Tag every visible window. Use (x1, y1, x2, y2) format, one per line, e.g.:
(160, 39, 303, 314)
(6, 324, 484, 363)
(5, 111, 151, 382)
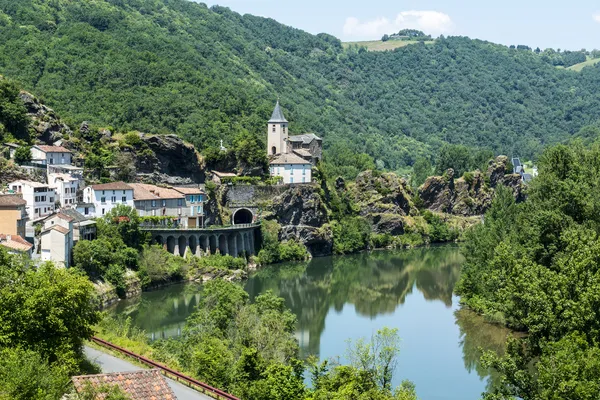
(49, 158, 54, 165)
(189, 196, 195, 204)
(111, 196, 116, 203)
(283, 125, 286, 134)
(290, 176, 294, 183)
(102, 191, 105, 195)
(122, 190, 126, 194)
(122, 196, 127, 203)
(162, 200, 166, 207)
(101, 197, 106, 203)
(197, 206, 203, 214)
(177, 199, 183, 206)
(151, 200, 156, 207)
(84, 207, 89, 215)
(49, 197, 53, 203)
(302, 167, 306, 175)
(302, 177, 306, 183)
(112, 190, 115, 195)
(65, 188, 69, 194)
(272, 124, 276, 132)
(102, 208, 105, 215)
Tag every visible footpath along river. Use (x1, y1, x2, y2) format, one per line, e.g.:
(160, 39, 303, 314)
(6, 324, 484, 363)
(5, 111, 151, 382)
(108, 246, 513, 400)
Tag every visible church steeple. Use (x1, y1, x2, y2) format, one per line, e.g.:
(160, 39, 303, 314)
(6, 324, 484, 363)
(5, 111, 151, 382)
(267, 100, 289, 156)
(269, 100, 288, 123)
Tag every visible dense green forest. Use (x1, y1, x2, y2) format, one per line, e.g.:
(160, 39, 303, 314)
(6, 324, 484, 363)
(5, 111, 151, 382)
(1, 0, 600, 173)
(456, 139, 600, 398)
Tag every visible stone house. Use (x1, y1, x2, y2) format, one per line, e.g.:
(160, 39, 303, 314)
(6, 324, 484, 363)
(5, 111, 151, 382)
(30, 145, 72, 165)
(83, 182, 134, 217)
(0, 194, 28, 238)
(40, 212, 74, 267)
(8, 180, 56, 221)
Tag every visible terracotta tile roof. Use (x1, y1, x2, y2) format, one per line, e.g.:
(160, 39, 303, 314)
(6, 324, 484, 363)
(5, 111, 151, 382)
(34, 145, 72, 153)
(270, 152, 312, 165)
(0, 194, 26, 207)
(72, 370, 176, 400)
(173, 186, 205, 195)
(42, 225, 70, 235)
(130, 183, 184, 201)
(89, 182, 133, 191)
(0, 234, 33, 252)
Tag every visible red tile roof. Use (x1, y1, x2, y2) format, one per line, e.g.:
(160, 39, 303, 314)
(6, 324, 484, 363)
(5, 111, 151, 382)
(0, 194, 26, 207)
(90, 182, 133, 191)
(43, 225, 70, 235)
(72, 370, 176, 400)
(34, 145, 72, 153)
(0, 234, 33, 252)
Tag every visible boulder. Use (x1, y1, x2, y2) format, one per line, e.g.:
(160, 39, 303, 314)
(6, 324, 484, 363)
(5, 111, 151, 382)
(368, 213, 405, 235)
(419, 169, 455, 213)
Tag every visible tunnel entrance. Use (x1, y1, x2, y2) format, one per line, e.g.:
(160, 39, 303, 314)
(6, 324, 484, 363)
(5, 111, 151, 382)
(233, 208, 253, 225)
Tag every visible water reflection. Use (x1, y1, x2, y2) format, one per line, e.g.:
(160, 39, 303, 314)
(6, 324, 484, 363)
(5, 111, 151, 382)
(245, 246, 463, 357)
(107, 246, 514, 399)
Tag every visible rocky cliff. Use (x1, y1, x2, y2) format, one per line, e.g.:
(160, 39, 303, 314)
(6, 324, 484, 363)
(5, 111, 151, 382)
(268, 185, 333, 257)
(419, 156, 525, 216)
(350, 170, 418, 235)
(19, 91, 73, 145)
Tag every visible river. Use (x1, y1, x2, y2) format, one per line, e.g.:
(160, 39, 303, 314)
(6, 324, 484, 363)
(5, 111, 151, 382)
(108, 245, 512, 400)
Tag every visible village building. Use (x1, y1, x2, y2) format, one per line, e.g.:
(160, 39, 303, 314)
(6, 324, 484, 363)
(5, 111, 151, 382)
(83, 182, 134, 217)
(269, 152, 312, 184)
(41, 212, 74, 267)
(8, 180, 56, 221)
(131, 183, 206, 228)
(0, 234, 33, 257)
(48, 173, 79, 207)
(2, 143, 20, 159)
(76, 202, 96, 218)
(30, 145, 72, 165)
(267, 101, 320, 183)
(58, 208, 97, 242)
(0, 194, 28, 238)
(72, 370, 176, 400)
(173, 186, 206, 228)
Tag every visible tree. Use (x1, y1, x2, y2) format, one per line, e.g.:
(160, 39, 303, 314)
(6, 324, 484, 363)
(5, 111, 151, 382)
(346, 328, 402, 390)
(0, 250, 100, 372)
(411, 157, 432, 187)
(13, 146, 31, 164)
(435, 144, 473, 177)
(382, 34, 390, 42)
(99, 204, 145, 249)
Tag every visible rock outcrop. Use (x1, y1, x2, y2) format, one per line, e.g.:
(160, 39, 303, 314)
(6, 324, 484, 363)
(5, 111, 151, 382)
(19, 91, 72, 144)
(419, 156, 525, 216)
(268, 185, 333, 256)
(349, 171, 417, 235)
(134, 134, 205, 184)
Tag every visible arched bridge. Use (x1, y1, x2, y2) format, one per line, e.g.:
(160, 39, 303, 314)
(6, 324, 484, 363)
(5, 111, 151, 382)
(143, 223, 260, 257)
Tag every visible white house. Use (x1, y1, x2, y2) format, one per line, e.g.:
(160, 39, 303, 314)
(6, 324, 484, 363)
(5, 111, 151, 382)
(41, 212, 74, 268)
(83, 182, 134, 217)
(49, 173, 79, 207)
(31, 145, 72, 165)
(9, 180, 56, 220)
(0, 234, 33, 257)
(269, 153, 312, 184)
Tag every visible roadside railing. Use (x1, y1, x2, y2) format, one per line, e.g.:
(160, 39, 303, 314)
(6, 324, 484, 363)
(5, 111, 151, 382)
(140, 222, 261, 231)
(90, 336, 240, 400)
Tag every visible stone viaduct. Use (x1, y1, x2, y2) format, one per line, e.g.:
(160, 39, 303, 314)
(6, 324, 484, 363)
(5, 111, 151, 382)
(144, 223, 260, 257)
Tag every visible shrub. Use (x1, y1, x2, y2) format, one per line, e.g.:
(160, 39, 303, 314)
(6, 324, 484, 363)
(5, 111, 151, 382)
(332, 217, 371, 254)
(13, 146, 31, 164)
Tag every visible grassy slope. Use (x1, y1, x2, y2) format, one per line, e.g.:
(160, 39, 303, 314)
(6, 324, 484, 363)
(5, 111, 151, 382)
(567, 57, 600, 72)
(342, 39, 434, 51)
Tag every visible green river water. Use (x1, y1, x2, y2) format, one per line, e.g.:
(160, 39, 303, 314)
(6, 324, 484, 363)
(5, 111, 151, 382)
(108, 245, 512, 400)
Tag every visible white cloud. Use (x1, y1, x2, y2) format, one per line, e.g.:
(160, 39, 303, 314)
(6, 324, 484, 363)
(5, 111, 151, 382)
(594, 14, 600, 23)
(343, 10, 453, 39)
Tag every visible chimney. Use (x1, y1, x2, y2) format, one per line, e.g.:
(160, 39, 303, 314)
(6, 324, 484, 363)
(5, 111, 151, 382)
(6, 235, 11, 241)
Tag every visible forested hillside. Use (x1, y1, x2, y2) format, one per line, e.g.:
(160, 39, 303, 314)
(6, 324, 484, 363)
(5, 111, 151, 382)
(1, 0, 600, 172)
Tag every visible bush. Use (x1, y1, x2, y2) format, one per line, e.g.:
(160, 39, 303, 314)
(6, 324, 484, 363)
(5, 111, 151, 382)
(370, 233, 394, 249)
(422, 210, 458, 243)
(332, 217, 371, 254)
(13, 146, 31, 164)
(138, 244, 188, 288)
(257, 220, 309, 264)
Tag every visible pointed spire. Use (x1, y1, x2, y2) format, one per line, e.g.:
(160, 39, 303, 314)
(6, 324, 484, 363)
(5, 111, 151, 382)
(269, 100, 288, 123)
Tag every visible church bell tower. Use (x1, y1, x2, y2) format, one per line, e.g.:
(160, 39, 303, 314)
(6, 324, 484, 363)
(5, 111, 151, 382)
(267, 100, 288, 156)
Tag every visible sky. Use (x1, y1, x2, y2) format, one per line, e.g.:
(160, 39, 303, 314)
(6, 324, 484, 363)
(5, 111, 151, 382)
(200, 0, 600, 51)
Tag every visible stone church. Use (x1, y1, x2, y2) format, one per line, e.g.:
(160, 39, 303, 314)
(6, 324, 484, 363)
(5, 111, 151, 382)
(267, 101, 322, 184)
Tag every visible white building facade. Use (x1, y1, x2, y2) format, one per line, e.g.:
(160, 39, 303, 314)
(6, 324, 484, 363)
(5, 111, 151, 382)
(49, 173, 79, 207)
(9, 180, 56, 220)
(31, 145, 72, 165)
(269, 153, 312, 184)
(83, 182, 134, 217)
(41, 213, 74, 268)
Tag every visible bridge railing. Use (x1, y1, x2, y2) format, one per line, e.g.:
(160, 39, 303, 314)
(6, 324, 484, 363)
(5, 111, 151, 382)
(90, 336, 240, 400)
(140, 222, 261, 231)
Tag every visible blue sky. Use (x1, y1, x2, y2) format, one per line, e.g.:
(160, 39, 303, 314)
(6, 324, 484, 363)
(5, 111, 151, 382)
(200, 0, 600, 50)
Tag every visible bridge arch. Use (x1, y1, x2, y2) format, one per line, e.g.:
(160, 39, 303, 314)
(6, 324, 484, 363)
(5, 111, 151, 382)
(232, 208, 253, 225)
(189, 235, 198, 256)
(166, 236, 176, 254)
(178, 236, 187, 257)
